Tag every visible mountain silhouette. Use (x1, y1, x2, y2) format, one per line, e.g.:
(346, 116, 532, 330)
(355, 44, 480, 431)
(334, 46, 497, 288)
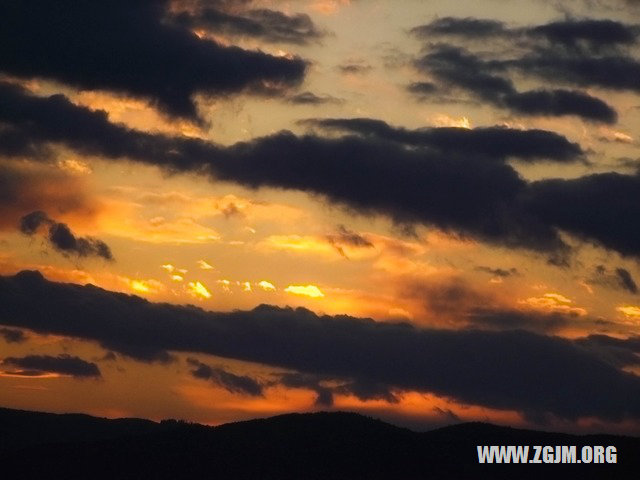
(1, 407, 638, 479)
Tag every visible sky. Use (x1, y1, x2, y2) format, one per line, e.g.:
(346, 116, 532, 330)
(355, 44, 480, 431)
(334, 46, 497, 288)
(1, 0, 640, 434)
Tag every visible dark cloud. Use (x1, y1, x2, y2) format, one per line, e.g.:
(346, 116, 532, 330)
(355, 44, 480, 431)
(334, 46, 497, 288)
(302, 117, 584, 162)
(0, 81, 207, 166)
(19, 210, 50, 235)
(575, 334, 640, 367)
(314, 387, 335, 407)
(287, 91, 343, 105)
(411, 17, 507, 38)
(277, 372, 398, 406)
(0, 0, 306, 121)
(277, 372, 336, 406)
(330, 225, 373, 248)
(415, 45, 617, 123)
(616, 268, 638, 294)
(172, 6, 325, 45)
(406, 81, 440, 99)
(2, 271, 640, 421)
(1, 353, 101, 378)
(410, 17, 640, 105)
(186, 358, 263, 396)
(616, 157, 640, 171)
(590, 265, 639, 293)
(509, 52, 640, 94)
(337, 63, 373, 75)
(19, 211, 113, 261)
(0, 327, 27, 344)
(415, 45, 511, 100)
(474, 266, 519, 277)
(432, 406, 461, 422)
(0, 81, 556, 254)
(467, 308, 574, 331)
(413, 17, 638, 49)
(503, 88, 618, 124)
(0, 126, 51, 159)
(529, 18, 638, 49)
(215, 133, 572, 255)
(3, 83, 640, 259)
(325, 225, 373, 258)
(524, 173, 640, 258)
(516, 19, 640, 88)
(335, 381, 399, 404)
(102, 351, 118, 361)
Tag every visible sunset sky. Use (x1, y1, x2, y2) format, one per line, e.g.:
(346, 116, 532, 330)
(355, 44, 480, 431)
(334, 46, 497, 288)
(1, 0, 640, 434)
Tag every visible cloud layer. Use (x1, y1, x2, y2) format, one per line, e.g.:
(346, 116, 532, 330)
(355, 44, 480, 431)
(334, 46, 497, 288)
(2, 82, 640, 260)
(0, 0, 306, 120)
(1, 354, 101, 378)
(409, 17, 640, 123)
(171, 2, 326, 45)
(19, 211, 113, 261)
(1, 271, 639, 421)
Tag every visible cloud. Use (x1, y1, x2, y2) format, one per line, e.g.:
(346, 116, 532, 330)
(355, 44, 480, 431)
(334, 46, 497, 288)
(302, 117, 584, 162)
(617, 305, 640, 320)
(187, 281, 212, 299)
(412, 17, 638, 49)
(0, 0, 306, 121)
(19, 211, 113, 261)
(19, 210, 51, 235)
(399, 275, 580, 332)
(0, 327, 27, 343)
(1, 353, 101, 378)
(410, 17, 640, 114)
(616, 268, 639, 294)
(466, 308, 571, 331)
(197, 260, 215, 270)
(217, 280, 232, 293)
(284, 285, 325, 298)
(524, 172, 640, 258)
(520, 293, 587, 317)
(507, 49, 640, 95)
(4, 83, 640, 259)
(276, 372, 398, 406)
(328, 225, 373, 248)
(277, 372, 336, 406)
(406, 81, 439, 98)
(186, 358, 263, 396)
(287, 91, 343, 105)
(590, 265, 638, 294)
(171, 5, 326, 45)
(502, 88, 618, 124)
(475, 266, 519, 278)
(412, 16, 640, 54)
(415, 45, 617, 123)
(125, 278, 165, 295)
(574, 334, 640, 367)
(258, 281, 276, 291)
(529, 18, 638, 49)
(337, 62, 373, 75)
(2, 271, 640, 421)
(325, 225, 374, 258)
(411, 17, 507, 38)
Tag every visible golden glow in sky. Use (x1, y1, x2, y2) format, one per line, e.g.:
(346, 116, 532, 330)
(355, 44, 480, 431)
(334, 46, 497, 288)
(1, 0, 640, 436)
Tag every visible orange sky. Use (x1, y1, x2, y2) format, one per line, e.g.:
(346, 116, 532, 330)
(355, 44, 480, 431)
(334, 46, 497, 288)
(1, 0, 640, 435)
